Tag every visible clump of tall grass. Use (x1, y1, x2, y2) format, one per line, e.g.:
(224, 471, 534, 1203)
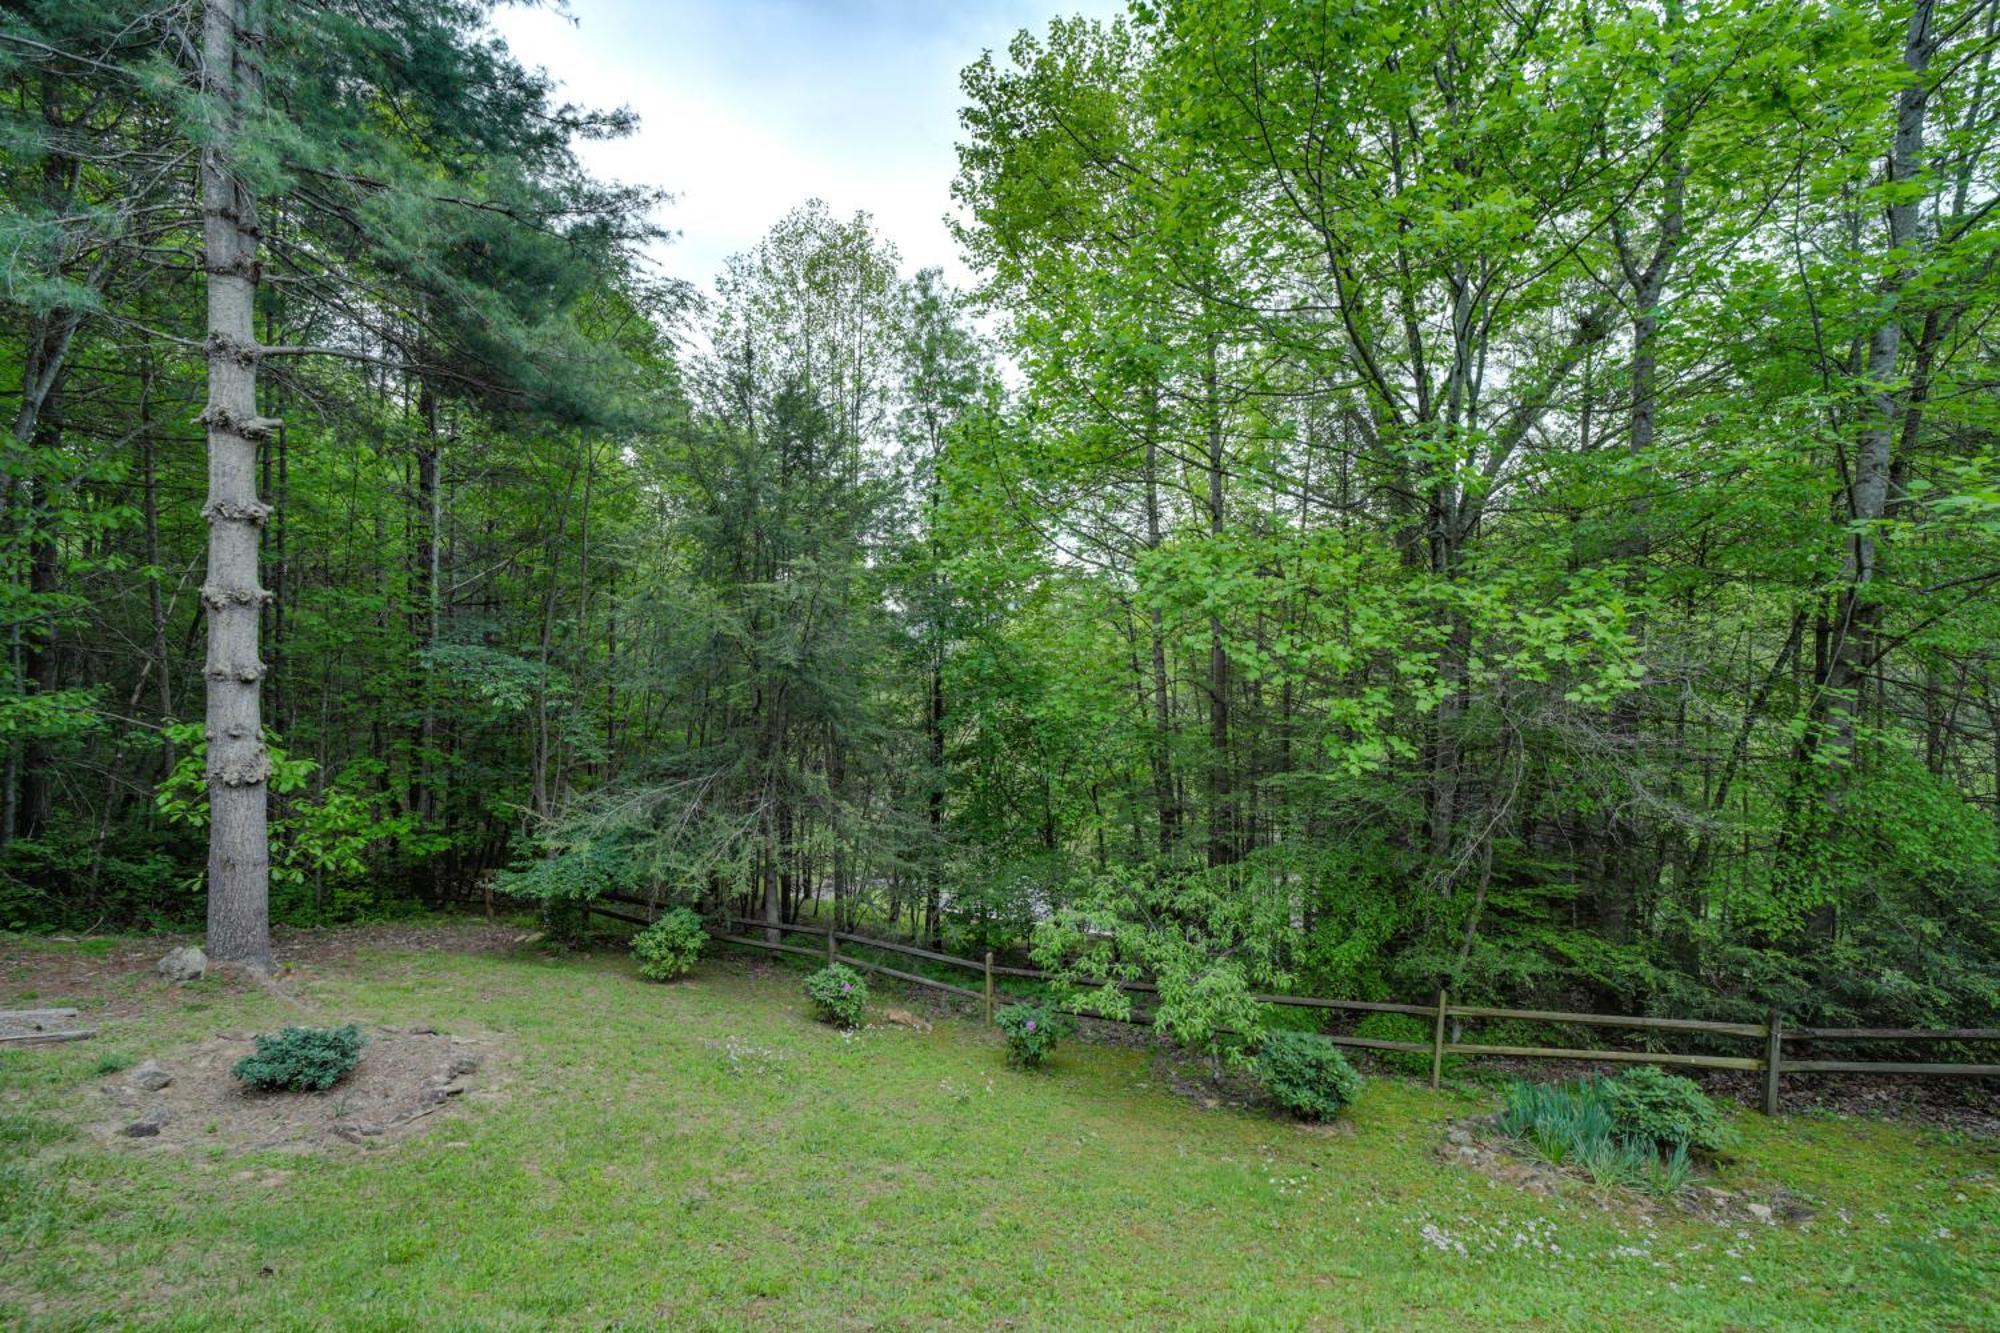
(1497, 1075, 1701, 1196)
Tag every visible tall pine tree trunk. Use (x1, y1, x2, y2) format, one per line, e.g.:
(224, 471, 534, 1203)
(200, 0, 275, 970)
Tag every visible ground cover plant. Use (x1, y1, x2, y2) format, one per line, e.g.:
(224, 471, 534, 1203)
(5, 927, 1993, 1329)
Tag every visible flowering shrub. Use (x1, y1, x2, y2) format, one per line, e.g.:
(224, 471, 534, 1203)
(1253, 1030, 1363, 1120)
(805, 963, 868, 1028)
(631, 907, 706, 981)
(995, 1002, 1072, 1068)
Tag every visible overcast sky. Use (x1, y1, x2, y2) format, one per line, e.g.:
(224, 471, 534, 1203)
(489, 0, 1123, 296)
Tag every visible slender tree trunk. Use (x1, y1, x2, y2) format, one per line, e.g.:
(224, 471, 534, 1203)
(1203, 343, 1235, 869)
(1824, 0, 1936, 754)
(1142, 400, 1177, 855)
(200, 0, 275, 970)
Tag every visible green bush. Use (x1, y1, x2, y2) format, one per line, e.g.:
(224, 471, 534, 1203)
(805, 963, 868, 1028)
(231, 1024, 367, 1092)
(1353, 1011, 1456, 1078)
(1254, 1030, 1364, 1120)
(1496, 1075, 1704, 1195)
(631, 908, 706, 981)
(995, 1003, 1072, 1068)
(1601, 1065, 1734, 1154)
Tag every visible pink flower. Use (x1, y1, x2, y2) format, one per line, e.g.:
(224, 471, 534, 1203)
(1025, 1019, 1037, 1032)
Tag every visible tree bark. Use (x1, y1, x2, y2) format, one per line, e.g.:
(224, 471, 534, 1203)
(200, 0, 275, 971)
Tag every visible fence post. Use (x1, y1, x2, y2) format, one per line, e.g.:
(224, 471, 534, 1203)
(827, 928, 837, 965)
(1763, 1005, 1782, 1116)
(1431, 989, 1449, 1090)
(984, 951, 995, 1026)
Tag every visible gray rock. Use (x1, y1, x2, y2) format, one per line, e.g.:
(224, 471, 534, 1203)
(1446, 1127, 1474, 1146)
(121, 1105, 171, 1137)
(421, 1080, 468, 1107)
(156, 946, 206, 982)
(129, 1060, 173, 1091)
(448, 1054, 480, 1077)
(1746, 1202, 1774, 1225)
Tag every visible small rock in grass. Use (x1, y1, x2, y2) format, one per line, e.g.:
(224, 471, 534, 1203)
(1746, 1202, 1774, 1225)
(449, 1054, 480, 1077)
(129, 1060, 173, 1091)
(122, 1106, 171, 1137)
(156, 946, 206, 983)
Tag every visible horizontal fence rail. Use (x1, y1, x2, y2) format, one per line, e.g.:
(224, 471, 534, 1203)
(587, 898, 2000, 1114)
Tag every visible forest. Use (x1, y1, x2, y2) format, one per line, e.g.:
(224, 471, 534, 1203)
(4, 0, 2000, 1043)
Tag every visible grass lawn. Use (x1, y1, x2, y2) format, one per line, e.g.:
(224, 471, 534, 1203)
(3, 927, 1996, 1330)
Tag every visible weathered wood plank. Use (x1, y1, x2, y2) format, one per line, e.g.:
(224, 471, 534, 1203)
(0, 1029, 95, 1045)
(1781, 1060, 2000, 1076)
(0, 1008, 81, 1023)
(1447, 1005, 1766, 1038)
(1446, 1042, 1762, 1071)
(1786, 1027, 2000, 1042)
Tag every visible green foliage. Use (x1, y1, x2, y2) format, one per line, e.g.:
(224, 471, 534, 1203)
(156, 727, 423, 921)
(1254, 1030, 1363, 1120)
(1498, 1074, 1713, 1195)
(1498, 1078, 1616, 1168)
(994, 1002, 1071, 1068)
(631, 908, 706, 982)
(1352, 1013, 1457, 1079)
(230, 1024, 366, 1093)
(804, 964, 868, 1028)
(1600, 1066, 1734, 1155)
(1032, 862, 1289, 1060)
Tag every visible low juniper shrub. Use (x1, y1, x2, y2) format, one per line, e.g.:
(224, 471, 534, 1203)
(1254, 1030, 1364, 1120)
(995, 1003, 1072, 1068)
(232, 1024, 366, 1092)
(805, 963, 868, 1028)
(631, 907, 706, 982)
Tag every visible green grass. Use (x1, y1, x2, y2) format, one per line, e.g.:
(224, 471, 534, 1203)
(2, 933, 1996, 1329)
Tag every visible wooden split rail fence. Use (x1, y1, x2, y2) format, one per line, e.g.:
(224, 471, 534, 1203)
(589, 895, 2000, 1115)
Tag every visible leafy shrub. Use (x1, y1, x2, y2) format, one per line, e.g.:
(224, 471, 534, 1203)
(805, 963, 868, 1028)
(231, 1024, 366, 1092)
(1353, 1012, 1456, 1078)
(995, 1003, 1072, 1068)
(1601, 1065, 1733, 1154)
(1254, 1030, 1364, 1120)
(631, 908, 706, 981)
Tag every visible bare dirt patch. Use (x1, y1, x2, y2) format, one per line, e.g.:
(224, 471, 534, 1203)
(89, 1024, 501, 1154)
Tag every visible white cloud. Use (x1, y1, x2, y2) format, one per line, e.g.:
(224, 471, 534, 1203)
(489, 0, 1123, 295)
